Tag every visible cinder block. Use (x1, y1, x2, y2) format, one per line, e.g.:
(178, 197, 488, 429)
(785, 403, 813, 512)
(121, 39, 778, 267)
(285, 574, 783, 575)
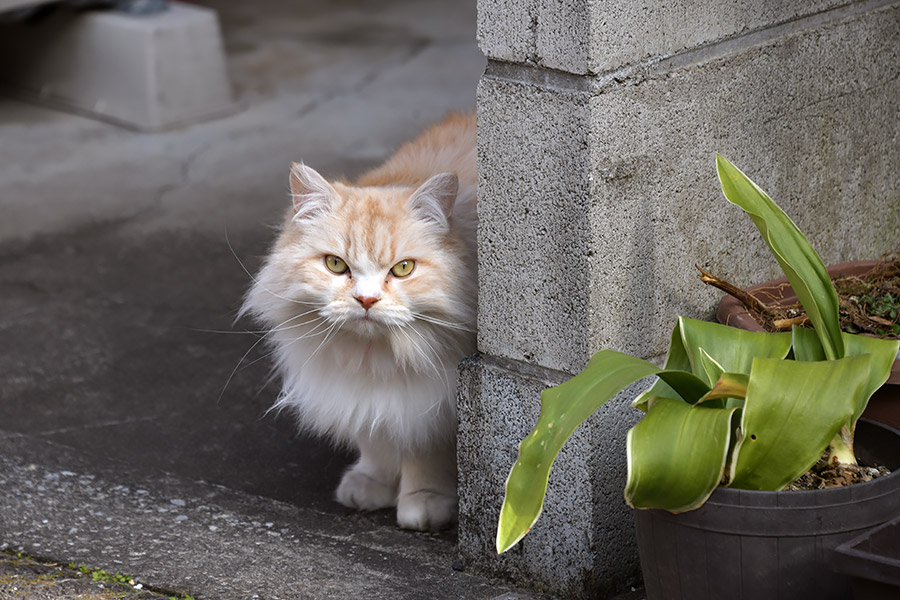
(476, 79, 594, 374)
(477, 3, 900, 371)
(0, 2, 235, 131)
(477, 0, 849, 74)
(456, 355, 642, 599)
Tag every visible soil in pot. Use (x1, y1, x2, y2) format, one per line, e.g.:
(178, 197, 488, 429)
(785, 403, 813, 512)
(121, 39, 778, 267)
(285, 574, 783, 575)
(787, 450, 891, 490)
(704, 251, 900, 339)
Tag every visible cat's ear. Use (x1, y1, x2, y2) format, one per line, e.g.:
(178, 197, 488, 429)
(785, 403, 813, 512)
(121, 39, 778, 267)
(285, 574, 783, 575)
(289, 162, 339, 222)
(407, 173, 458, 232)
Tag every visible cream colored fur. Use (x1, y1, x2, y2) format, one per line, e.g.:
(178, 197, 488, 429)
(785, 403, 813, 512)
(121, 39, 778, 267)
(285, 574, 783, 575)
(241, 112, 476, 531)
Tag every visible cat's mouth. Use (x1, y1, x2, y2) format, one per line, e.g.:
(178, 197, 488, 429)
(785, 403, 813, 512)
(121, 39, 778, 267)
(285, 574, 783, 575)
(342, 310, 388, 334)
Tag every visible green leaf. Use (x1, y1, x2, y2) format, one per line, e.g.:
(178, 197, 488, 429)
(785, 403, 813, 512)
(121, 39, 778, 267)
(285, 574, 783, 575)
(716, 154, 844, 360)
(496, 350, 662, 554)
(699, 348, 725, 385)
(728, 355, 870, 490)
(841, 333, 899, 423)
(634, 318, 789, 407)
(655, 369, 714, 404)
(676, 317, 793, 381)
(793, 326, 898, 423)
(791, 326, 827, 362)
(625, 398, 740, 512)
(633, 319, 695, 410)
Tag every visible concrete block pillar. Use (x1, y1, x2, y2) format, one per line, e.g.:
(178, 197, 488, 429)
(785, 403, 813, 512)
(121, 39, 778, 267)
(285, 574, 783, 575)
(461, 0, 900, 597)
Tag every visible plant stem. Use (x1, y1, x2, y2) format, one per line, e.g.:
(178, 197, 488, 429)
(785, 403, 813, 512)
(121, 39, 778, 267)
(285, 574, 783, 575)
(826, 425, 857, 466)
(772, 315, 809, 330)
(696, 265, 770, 315)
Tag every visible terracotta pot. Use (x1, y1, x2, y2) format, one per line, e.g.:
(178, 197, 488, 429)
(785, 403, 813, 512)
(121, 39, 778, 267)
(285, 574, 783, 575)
(635, 420, 900, 600)
(716, 261, 900, 429)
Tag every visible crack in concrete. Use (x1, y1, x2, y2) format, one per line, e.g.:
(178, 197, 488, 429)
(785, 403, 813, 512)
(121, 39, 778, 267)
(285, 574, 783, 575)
(150, 142, 212, 209)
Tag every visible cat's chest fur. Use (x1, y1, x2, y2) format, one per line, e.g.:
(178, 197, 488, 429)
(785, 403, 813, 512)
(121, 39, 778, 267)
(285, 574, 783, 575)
(269, 324, 463, 452)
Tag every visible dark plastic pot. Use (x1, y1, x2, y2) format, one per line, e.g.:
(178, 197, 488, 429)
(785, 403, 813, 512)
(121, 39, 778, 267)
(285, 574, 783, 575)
(833, 516, 900, 600)
(634, 420, 900, 600)
(716, 261, 900, 429)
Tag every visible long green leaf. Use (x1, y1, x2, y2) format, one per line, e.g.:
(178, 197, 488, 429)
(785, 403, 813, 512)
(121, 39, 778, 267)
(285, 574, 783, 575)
(496, 351, 661, 554)
(633, 319, 694, 410)
(792, 327, 898, 424)
(728, 355, 870, 490)
(840, 333, 899, 423)
(677, 317, 793, 381)
(791, 325, 827, 362)
(716, 154, 844, 360)
(634, 318, 790, 408)
(625, 398, 740, 512)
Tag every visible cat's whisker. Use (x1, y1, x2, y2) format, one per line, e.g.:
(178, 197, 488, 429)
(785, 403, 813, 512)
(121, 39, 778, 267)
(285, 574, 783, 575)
(191, 310, 321, 337)
(188, 308, 325, 337)
(218, 312, 329, 401)
(396, 323, 448, 388)
(245, 318, 336, 371)
(217, 332, 270, 404)
(252, 367, 280, 403)
(299, 319, 341, 371)
(409, 312, 475, 332)
(190, 326, 270, 338)
(225, 230, 316, 315)
(267, 313, 327, 335)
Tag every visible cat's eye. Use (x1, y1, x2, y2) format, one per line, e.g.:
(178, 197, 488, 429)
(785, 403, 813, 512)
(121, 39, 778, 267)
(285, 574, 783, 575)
(390, 260, 415, 278)
(324, 255, 349, 274)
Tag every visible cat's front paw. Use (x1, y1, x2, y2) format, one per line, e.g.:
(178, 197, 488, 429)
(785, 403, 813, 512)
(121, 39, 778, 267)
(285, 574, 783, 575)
(336, 468, 398, 511)
(396, 490, 458, 531)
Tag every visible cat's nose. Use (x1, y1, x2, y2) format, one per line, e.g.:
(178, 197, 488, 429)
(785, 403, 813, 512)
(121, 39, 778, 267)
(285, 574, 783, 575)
(355, 296, 380, 311)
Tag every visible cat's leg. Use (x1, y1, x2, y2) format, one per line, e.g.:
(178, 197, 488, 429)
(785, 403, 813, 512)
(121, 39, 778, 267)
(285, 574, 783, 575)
(335, 434, 400, 511)
(396, 443, 458, 531)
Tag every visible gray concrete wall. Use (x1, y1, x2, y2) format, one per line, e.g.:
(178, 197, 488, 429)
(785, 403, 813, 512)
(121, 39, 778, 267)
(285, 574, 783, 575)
(462, 0, 900, 597)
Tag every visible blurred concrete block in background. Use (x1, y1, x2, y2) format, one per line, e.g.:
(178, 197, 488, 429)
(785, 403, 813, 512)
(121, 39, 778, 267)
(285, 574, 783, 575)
(0, 1, 236, 130)
(0, 0, 47, 11)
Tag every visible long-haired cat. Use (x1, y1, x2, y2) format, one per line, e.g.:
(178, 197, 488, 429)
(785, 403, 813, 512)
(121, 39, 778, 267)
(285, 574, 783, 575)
(241, 112, 476, 531)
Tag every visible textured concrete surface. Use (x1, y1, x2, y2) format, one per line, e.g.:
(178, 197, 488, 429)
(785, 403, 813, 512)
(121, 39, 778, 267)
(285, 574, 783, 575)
(583, 0, 900, 360)
(475, 81, 592, 374)
(1, 551, 172, 599)
(477, 1, 900, 370)
(457, 356, 643, 599)
(0, 1, 551, 599)
(463, 0, 900, 597)
(476, 0, 863, 75)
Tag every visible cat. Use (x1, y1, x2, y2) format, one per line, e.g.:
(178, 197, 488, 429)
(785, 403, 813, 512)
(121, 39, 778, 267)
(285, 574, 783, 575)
(241, 112, 477, 531)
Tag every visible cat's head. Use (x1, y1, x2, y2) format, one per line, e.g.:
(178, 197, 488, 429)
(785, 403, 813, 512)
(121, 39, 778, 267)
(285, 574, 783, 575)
(248, 163, 473, 341)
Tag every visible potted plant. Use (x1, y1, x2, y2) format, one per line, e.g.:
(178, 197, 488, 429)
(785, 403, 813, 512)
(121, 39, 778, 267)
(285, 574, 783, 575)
(710, 258, 900, 429)
(495, 155, 900, 600)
